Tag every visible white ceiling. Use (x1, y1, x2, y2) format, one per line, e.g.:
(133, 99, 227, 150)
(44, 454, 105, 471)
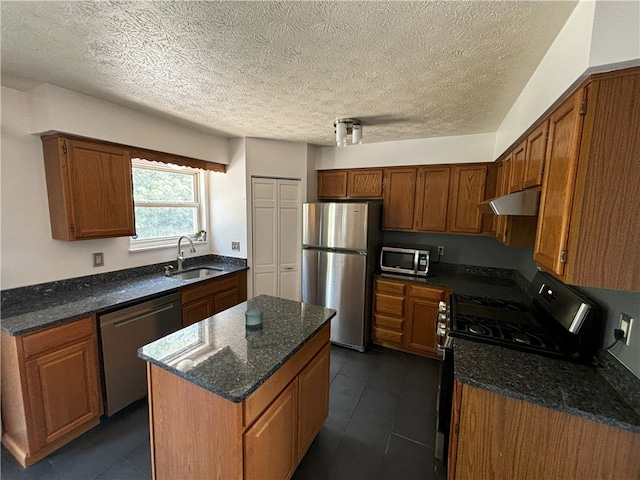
(1, 1, 578, 146)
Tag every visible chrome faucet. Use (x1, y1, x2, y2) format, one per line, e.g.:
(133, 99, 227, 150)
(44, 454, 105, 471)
(177, 236, 196, 271)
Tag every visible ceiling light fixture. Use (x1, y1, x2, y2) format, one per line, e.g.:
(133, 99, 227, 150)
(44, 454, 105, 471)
(334, 119, 362, 147)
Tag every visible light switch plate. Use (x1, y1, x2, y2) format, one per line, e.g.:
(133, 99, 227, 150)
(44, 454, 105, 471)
(232, 241, 240, 251)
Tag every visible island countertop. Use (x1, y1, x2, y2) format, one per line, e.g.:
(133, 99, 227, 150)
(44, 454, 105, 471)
(138, 295, 336, 403)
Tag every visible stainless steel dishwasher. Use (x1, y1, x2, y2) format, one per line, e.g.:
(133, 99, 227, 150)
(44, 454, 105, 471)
(99, 292, 182, 416)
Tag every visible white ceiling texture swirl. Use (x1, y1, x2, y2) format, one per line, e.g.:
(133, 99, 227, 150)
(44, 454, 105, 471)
(1, 1, 577, 146)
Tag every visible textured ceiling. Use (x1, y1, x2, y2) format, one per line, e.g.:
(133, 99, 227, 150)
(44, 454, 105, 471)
(1, 1, 578, 146)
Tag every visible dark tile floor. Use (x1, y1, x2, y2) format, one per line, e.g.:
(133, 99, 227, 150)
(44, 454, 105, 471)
(2, 345, 441, 480)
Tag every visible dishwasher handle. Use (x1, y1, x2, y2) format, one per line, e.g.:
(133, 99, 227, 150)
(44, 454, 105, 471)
(107, 303, 177, 328)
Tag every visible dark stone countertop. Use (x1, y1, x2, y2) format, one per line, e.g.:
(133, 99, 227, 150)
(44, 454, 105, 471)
(138, 295, 336, 403)
(376, 262, 530, 303)
(1, 257, 248, 336)
(454, 338, 640, 433)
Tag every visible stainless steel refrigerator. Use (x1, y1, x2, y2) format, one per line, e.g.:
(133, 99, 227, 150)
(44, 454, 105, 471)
(302, 202, 382, 351)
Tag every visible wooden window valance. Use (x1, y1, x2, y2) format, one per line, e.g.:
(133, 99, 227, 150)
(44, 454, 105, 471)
(129, 147, 226, 173)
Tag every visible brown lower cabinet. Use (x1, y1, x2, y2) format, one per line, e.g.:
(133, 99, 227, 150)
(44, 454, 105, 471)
(372, 277, 446, 359)
(448, 382, 640, 480)
(1, 317, 103, 467)
(181, 270, 248, 326)
(148, 324, 330, 480)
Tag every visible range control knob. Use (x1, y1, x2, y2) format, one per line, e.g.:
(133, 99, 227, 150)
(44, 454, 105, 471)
(438, 301, 447, 313)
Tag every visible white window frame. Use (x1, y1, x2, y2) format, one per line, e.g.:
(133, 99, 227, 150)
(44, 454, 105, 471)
(129, 158, 208, 252)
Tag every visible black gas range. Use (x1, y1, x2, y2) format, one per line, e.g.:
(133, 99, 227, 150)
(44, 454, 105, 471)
(445, 271, 603, 362)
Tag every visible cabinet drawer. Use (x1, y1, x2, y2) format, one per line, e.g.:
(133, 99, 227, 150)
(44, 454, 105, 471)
(375, 279, 406, 296)
(22, 317, 95, 359)
(374, 314, 403, 332)
(408, 285, 445, 301)
(373, 327, 403, 344)
(374, 293, 405, 317)
(181, 274, 238, 304)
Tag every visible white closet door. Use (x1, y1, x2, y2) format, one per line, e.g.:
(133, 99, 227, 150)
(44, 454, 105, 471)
(251, 178, 301, 300)
(278, 180, 302, 301)
(252, 179, 278, 297)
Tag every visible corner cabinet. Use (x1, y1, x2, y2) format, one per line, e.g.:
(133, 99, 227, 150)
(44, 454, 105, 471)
(41, 135, 136, 240)
(534, 67, 640, 292)
(447, 165, 487, 233)
(449, 383, 640, 480)
(372, 277, 446, 359)
(180, 270, 248, 327)
(1, 318, 103, 467)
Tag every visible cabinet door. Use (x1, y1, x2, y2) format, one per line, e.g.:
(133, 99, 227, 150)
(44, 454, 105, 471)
(298, 345, 330, 460)
(508, 141, 526, 193)
(523, 120, 549, 188)
(214, 289, 239, 314)
(447, 165, 487, 233)
(404, 285, 444, 355)
(415, 166, 450, 232)
(383, 168, 417, 230)
(66, 139, 135, 239)
(347, 169, 383, 198)
(318, 171, 348, 198)
(534, 91, 585, 276)
(182, 297, 213, 327)
(25, 338, 102, 449)
(244, 380, 298, 480)
(495, 159, 511, 244)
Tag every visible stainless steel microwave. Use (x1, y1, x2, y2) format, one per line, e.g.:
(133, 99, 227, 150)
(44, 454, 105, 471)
(380, 247, 430, 276)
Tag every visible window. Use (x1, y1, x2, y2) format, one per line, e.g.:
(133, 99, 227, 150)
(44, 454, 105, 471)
(130, 159, 207, 250)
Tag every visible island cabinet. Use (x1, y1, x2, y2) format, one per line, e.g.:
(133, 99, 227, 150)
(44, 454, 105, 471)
(372, 277, 446, 359)
(180, 270, 247, 326)
(1, 317, 103, 467)
(140, 296, 335, 480)
(41, 134, 136, 240)
(534, 67, 640, 292)
(448, 382, 640, 480)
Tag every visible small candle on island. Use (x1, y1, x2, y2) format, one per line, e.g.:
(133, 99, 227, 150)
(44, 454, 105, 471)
(245, 308, 263, 329)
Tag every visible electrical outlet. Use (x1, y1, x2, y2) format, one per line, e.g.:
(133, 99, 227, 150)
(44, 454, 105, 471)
(437, 246, 445, 256)
(620, 313, 634, 346)
(93, 252, 104, 267)
(231, 241, 240, 251)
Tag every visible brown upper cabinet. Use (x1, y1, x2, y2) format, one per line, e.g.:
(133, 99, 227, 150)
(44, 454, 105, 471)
(382, 167, 417, 230)
(382, 164, 488, 233)
(523, 119, 549, 188)
(414, 166, 450, 232)
(447, 164, 487, 233)
(317, 168, 383, 199)
(534, 67, 640, 292)
(42, 135, 136, 240)
(317, 170, 348, 198)
(508, 140, 527, 193)
(347, 168, 383, 197)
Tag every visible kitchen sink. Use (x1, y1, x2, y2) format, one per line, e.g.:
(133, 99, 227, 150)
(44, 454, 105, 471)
(168, 267, 223, 280)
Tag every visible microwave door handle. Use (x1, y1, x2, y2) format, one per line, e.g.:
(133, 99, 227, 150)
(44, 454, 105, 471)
(414, 251, 419, 272)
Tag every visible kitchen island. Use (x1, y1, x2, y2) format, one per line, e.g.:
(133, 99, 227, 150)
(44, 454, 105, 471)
(138, 295, 336, 480)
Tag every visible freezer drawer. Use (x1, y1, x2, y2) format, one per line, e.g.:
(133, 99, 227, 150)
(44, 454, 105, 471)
(302, 249, 367, 350)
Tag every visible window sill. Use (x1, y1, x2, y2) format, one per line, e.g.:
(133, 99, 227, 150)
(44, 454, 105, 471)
(129, 239, 208, 253)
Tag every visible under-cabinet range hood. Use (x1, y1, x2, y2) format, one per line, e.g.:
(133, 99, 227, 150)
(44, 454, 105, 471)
(478, 188, 541, 216)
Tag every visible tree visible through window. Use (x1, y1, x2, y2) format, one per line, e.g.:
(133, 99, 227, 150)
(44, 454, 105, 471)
(131, 159, 205, 245)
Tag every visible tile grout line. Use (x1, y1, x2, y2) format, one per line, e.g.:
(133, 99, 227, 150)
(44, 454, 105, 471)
(389, 432, 433, 449)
